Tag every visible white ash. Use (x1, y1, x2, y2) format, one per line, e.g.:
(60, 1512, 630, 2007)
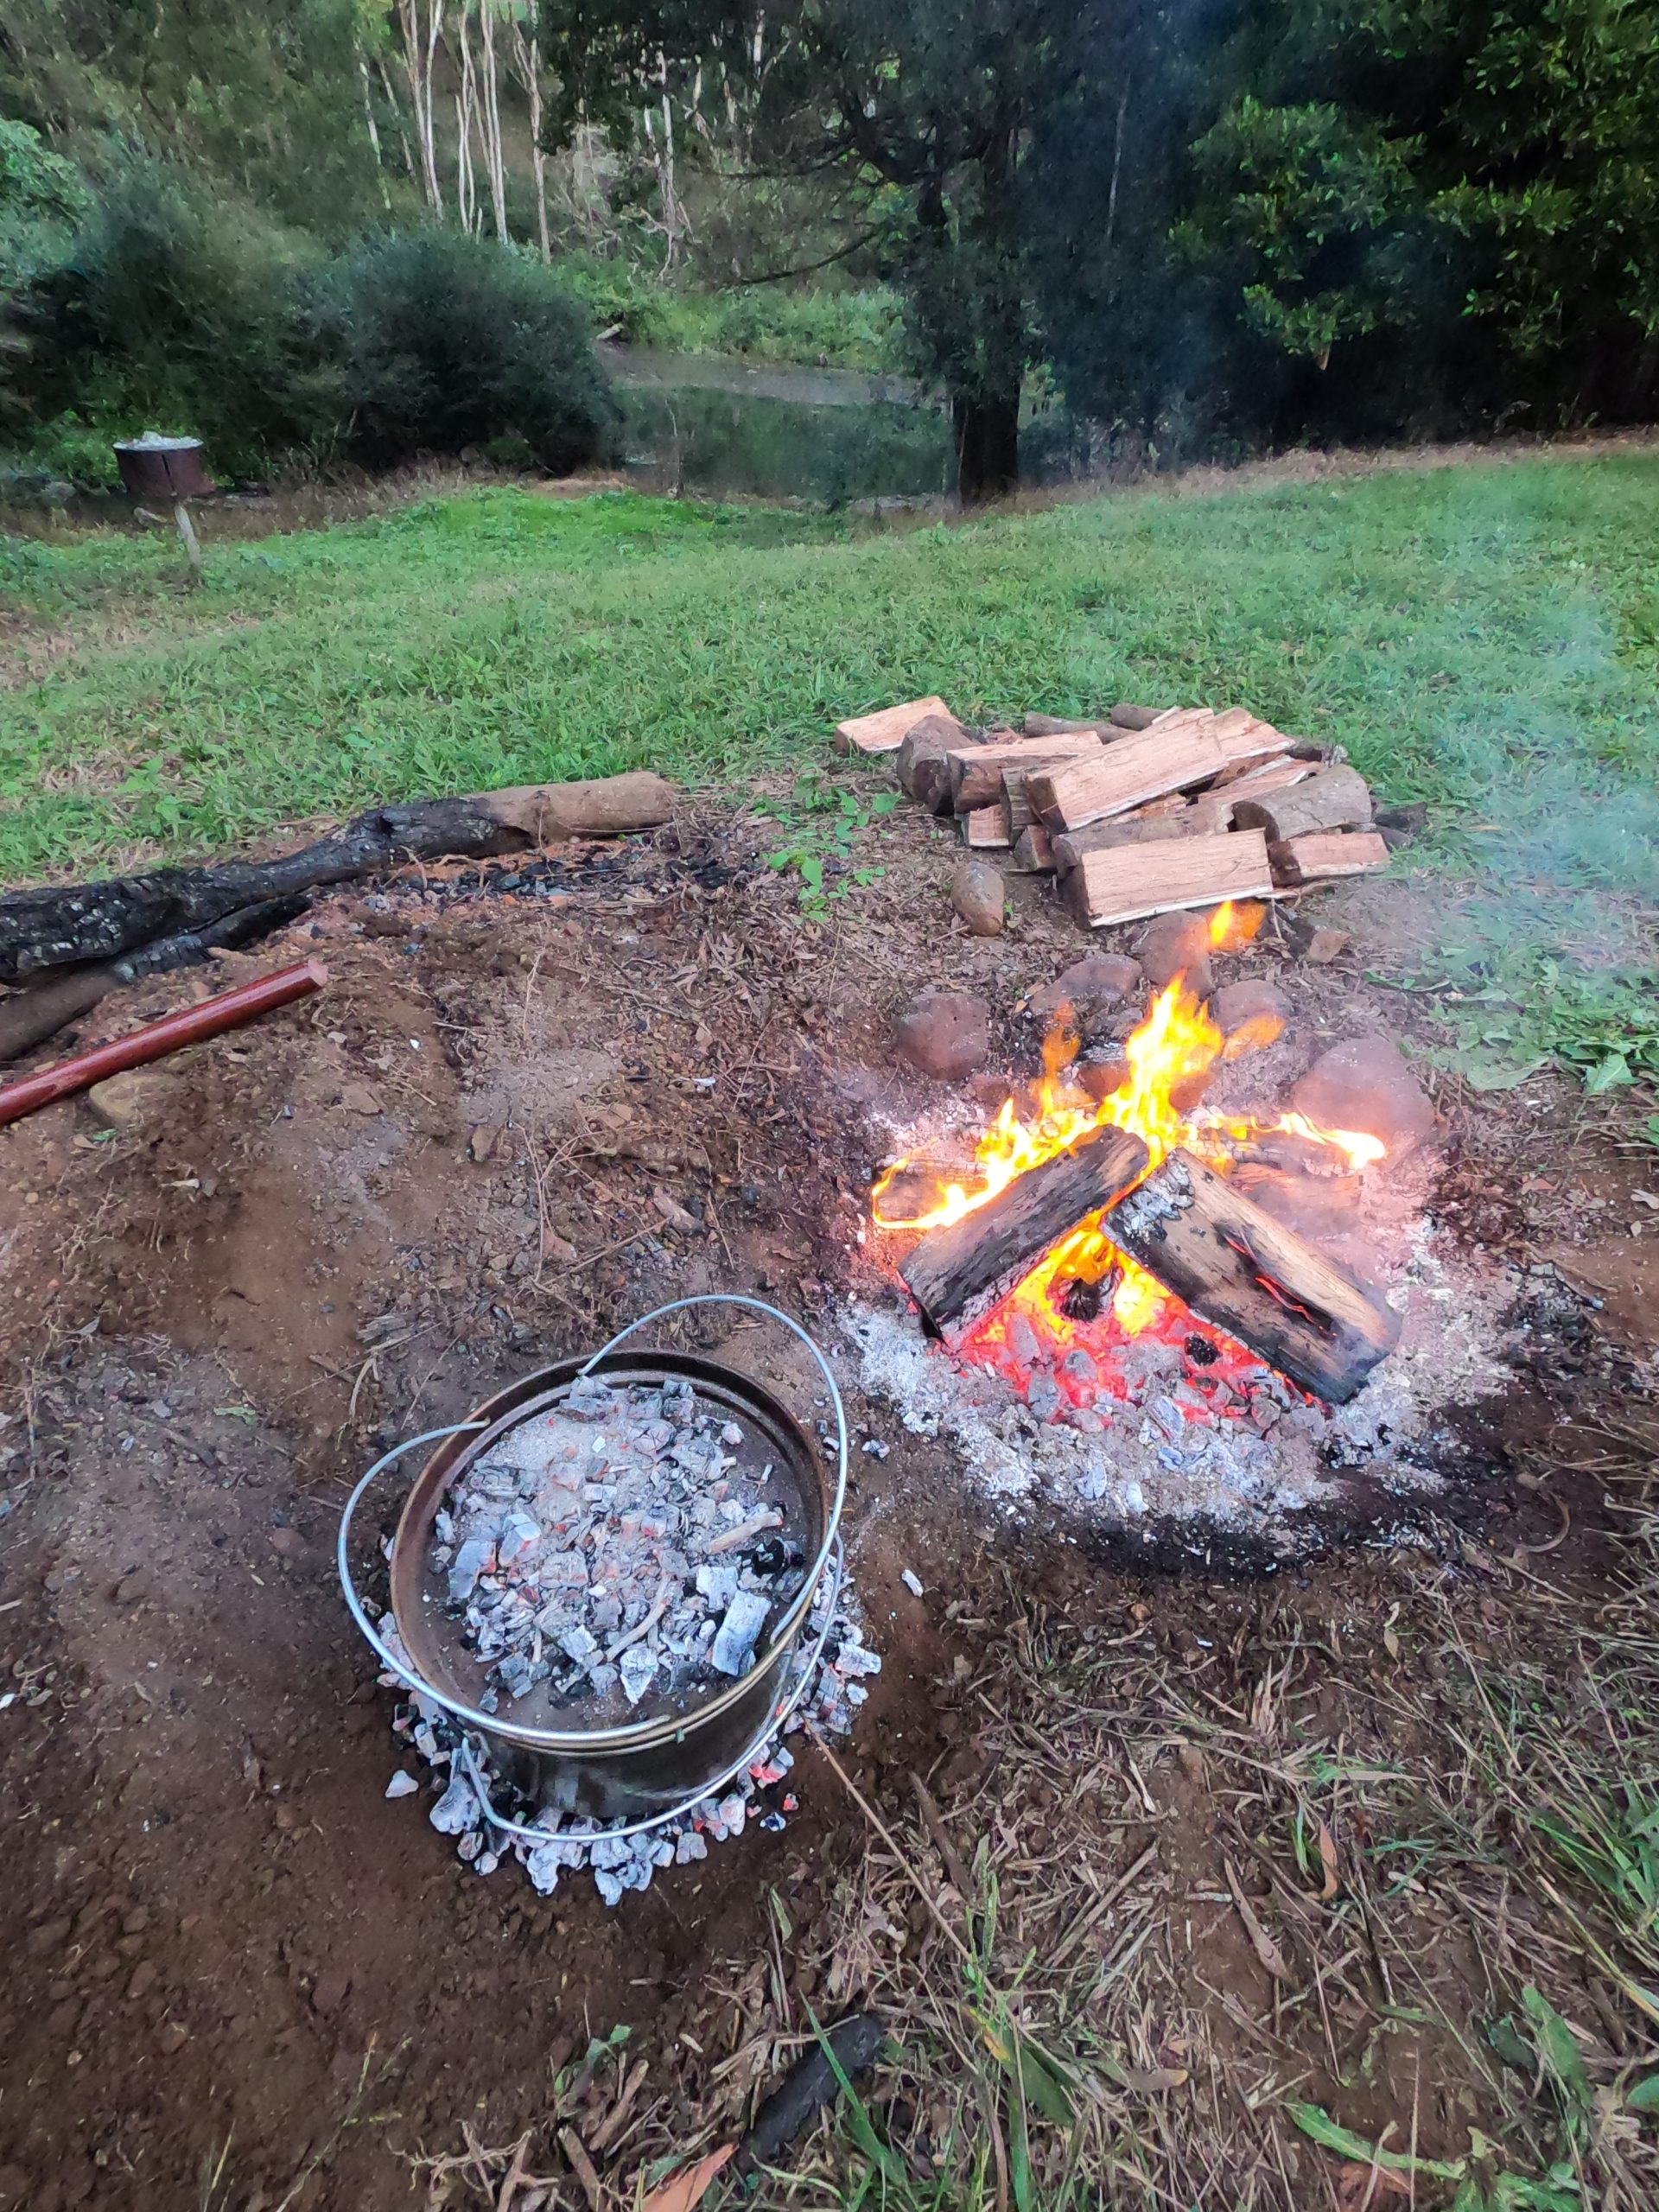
(846, 1211, 1518, 1542)
(430, 1373, 805, 1726)
(375, 1563, 874, 1904)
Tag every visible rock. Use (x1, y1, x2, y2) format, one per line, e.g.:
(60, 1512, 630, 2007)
(1138, 912, 1212, 996)
(125, 1960, 157, 2001)
(1291, 1034, 1437, 1160)
(891, 989, 990, 1080)
(86, 1069, 175, 1131)
(1301, 925, 1350, 965)
(619, 1646, 658, 1705)
(900, 1567, 925, 1598)
(340, 1083, 384, 1116)
(429, 1776, 478, 1836)
(1212, 980, 1288, 1058)
(950, 858, 1006, 937)
(1029, 953, 1142, 1024)
(710, 1590, 770, 1676)
(652, 1185, 701, 1234)
(311, 1965, 351, 2017)
(1077, 1055, 1129, 1104)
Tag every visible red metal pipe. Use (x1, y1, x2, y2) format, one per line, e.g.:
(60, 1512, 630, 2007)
(0, 957, 328, 1129)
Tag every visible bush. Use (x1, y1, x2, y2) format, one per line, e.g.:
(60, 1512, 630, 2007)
(315, 232, 619, 473)
(10, 153, 325, 478)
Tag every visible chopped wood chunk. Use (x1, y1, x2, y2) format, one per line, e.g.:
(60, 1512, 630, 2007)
(1027, 715, 1294, 833)
(1010, 825, 1054, 872)
(948, 733, 1104, 813)
(962, 806, 1013, 850)
(1070, 829, 1276, 929)
(897, 713, 976, 812)
(1052, 810, 1209, 875)
(835, 696, 953, 755)
(1270, 830, 1390, 886)
(1232, 764, 1374, 842)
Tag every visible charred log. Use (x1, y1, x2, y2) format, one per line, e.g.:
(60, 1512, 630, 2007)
(900, 1127, 1150, 1342)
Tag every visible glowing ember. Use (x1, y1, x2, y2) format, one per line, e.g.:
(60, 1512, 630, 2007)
(872, 923, 1390, 1404)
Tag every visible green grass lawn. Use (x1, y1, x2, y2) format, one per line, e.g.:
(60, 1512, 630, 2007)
(3, 461, 1657, 1087)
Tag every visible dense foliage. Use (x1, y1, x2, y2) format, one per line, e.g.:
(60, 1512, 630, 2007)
(315, 230, 619, 469)
(3, 0, 1656, 487)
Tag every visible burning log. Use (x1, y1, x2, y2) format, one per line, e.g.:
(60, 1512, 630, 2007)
(1064, 830, 1277, 929)
(948, 733, 1103, 814)
(1270, 830, 1391, 887)
(896, 714, 978, 812)
(1027, 711, 1294, 834)
(835, 696, 954, 755)
(1103, 1149, 1400, 1402)
(900, 1127, 1150, 1342)
(1231, 765, 1373, 843)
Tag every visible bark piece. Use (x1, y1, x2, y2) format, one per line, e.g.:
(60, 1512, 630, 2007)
(1109, 703, 1166, 730)
(961, 808, 1012, 851)
(1270, 830, 1390, 886)
(1103, 1148, 1401, 1402)
(1023, 713, 1114, 738)
(948, 734, 1104, 814)
(1071, 830, 1276, 930)
(1232, 765, 1373, 843)
(901, 1127, 1151, 1341)
(950, 859, 1006, 936)
(896, 714, 976, 812)
(1010, 826, 1054, 873)
(1028, 714, 1293, 833)
(892, 990, 990, 1079)
(737, 2013, 887, 2174)
(834, 696, 952, 755)
(0, 777, 671, 985)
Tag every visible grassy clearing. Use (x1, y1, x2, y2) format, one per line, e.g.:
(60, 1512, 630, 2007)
(3, 457, 1657, 1085)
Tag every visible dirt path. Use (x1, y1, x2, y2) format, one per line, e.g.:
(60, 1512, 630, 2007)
(1, 804, 1653, 2209)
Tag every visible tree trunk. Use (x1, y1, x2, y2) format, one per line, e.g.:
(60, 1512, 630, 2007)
(954, 388, 1020, 503)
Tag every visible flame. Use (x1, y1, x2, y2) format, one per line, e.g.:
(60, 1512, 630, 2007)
(1209, 899, 1265, 951)
(872, 912, 1390, 1368)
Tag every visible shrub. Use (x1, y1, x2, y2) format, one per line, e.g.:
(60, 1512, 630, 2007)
(315, 232, 620, 473)
(10, 153, 325, 478)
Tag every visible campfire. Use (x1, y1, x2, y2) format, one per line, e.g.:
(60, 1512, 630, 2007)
(870, 902, 1406, 1435)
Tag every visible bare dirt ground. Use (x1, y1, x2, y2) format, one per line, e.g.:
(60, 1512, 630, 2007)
(1, 798, 1656, 2210)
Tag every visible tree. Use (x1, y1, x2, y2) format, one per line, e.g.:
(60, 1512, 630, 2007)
(540, 0, 1107, 499)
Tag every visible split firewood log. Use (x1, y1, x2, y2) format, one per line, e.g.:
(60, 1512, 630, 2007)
(1231, 765, 1373, 843)
(1027, 715, 1294, 834)
(1269, 830, 1390, 886)
(896, 714, 979, 813)
(834, 696, 953, 755)
(1010, 826, 1054, 872)
(961, 807, 1013, 851)
(1064, 829, 1277, 929)
(948, 734, 1104, 814)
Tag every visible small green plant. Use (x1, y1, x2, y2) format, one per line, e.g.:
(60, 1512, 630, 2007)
(758, 772, 898, 913)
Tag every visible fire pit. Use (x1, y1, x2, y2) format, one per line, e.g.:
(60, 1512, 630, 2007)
(855, 902, 1507, 1534)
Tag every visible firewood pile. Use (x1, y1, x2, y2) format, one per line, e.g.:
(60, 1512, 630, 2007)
(836, 698, 1395, 931)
